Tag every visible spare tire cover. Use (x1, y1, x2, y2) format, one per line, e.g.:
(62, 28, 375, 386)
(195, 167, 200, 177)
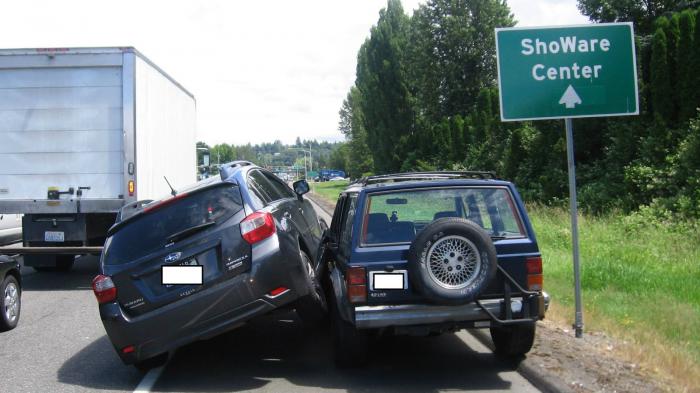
(407, 218, 497, 305)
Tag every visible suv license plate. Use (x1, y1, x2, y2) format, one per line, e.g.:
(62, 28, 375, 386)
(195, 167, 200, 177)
(372, 272, 406, 290)
(162, 264, 203, 285)
(44, 231, 65, 242)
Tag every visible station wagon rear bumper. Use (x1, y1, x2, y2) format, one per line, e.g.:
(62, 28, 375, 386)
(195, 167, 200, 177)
(354, 292, 549, 329)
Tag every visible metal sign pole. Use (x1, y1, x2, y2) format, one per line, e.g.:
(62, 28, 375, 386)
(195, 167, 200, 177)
(565, 117, 584, 338)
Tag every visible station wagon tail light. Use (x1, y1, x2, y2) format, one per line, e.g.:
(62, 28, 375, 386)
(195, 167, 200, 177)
(92, 275, 117, 304)
(128, 180, 135, 196)
(346, 266, 367, 304)
(241, 211, 276, 244)
(526, 256, 543, 291)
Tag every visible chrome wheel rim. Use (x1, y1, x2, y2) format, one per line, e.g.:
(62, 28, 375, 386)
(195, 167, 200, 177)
(4, 282, 19, 324)
(426, 235, 481, 289)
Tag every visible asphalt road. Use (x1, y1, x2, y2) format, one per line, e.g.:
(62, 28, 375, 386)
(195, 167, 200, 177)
(0, 200, 541, 393)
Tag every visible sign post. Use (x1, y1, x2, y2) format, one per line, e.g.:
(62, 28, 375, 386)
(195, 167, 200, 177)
(495, 23, 638, 338)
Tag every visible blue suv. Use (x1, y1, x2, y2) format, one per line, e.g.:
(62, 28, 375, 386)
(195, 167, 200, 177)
(320, 172, 549, 366)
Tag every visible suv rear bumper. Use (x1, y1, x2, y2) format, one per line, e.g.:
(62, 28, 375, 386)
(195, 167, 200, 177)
(354, 292, 550, 329)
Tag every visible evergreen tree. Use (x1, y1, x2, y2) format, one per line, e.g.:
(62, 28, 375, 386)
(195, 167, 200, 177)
(690, 9, 700, 119)
(356, 0, 413, 173)
(677, 9, 696, 121)
(651, 28, 673, 121)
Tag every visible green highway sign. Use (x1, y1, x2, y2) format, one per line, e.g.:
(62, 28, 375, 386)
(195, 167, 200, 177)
(495, 23, 638, 121)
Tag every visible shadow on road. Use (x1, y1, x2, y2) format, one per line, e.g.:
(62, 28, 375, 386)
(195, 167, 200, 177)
(155, 311, 517, 392)
(20, 255, 99, 291)
(56, 335, 142, 391)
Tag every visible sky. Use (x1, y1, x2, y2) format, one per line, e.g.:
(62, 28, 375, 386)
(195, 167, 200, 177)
(0, 0, 589, 146)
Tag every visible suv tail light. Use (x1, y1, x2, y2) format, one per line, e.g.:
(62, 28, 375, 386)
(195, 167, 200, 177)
(526, 256, 543, 291)
(241, 211, 276, 244)
(346, 266, 367, 304)
(92, 275, 117, 304)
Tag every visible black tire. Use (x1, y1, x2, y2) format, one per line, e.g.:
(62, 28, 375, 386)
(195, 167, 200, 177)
(295, 250, 328, 327)
(31, 255, 75, 272)
(331, 295, 367, 368)
(135, 352, 169, 372)
(407, 218, 496, 305)
(0, 275, 21, 331)
(55, 255, 75, 272)
(490, 322, 536, 359)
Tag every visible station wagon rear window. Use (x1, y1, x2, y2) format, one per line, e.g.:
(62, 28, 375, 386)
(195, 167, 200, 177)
(362, 187, 525, 245)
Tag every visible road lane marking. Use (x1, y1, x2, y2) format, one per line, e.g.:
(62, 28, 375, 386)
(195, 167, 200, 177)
(133, 363, 167, 393)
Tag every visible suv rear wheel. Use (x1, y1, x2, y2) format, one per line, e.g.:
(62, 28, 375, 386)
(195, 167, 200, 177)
(407, 218, 496, 305)
(490, 322, 536, 359)
(331, 296, 367, 367)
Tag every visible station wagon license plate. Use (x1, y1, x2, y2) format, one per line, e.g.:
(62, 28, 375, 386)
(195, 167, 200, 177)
(44, 231, 64, 242)
(371, 271, 407, 290)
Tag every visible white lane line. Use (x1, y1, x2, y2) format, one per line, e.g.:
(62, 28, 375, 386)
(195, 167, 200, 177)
(133, 363, 167, 393)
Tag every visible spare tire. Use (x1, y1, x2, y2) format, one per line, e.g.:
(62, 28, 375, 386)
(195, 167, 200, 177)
(407, 218, 496, 305)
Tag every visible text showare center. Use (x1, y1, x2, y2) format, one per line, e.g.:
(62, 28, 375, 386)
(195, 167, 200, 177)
(520, 36, 611, 82)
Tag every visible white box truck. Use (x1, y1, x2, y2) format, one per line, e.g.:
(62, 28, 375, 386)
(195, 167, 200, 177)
(0, 47, 196, 271)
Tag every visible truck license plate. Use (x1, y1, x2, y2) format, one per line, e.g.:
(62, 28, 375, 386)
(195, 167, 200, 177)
(44, 231, 65, 242)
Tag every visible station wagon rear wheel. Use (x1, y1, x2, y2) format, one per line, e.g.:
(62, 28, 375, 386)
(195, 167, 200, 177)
(295, 250, 328, 326)
(408, 218, 496, 305)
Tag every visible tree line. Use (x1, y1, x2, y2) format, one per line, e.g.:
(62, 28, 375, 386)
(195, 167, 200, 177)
(338, 0, 700, 219)
(196, 139, 347, 174)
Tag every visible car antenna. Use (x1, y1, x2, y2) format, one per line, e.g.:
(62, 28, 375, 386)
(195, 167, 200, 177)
(164, 176, 177, 196)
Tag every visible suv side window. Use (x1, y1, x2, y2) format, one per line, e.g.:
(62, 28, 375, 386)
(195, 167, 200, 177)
(340, 194, 357, 250)
(330, 195, 346, 240)
(262, 171, 296, 199)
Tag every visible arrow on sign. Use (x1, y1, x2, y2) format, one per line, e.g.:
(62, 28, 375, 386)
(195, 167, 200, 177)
(559, 85, 582, 109)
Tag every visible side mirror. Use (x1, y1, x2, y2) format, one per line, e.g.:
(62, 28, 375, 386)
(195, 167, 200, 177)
(292, 179, 310, 197)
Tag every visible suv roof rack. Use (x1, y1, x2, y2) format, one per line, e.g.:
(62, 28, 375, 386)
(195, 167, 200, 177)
(357, 171, 498, 186)
(219, 160, 255, 180)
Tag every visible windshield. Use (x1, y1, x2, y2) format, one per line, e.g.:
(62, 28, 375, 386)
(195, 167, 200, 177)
(104, 185, 243, 264)
(363, 187, 525, 245)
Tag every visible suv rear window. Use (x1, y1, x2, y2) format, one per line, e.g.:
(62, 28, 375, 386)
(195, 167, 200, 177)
(104, 185, 243, 264)
(363, 187, 525, 245)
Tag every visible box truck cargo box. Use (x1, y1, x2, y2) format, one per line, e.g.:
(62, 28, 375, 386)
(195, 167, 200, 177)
(0, 47, 196, 270)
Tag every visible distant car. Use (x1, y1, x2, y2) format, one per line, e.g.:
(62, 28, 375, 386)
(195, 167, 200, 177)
(0, 214, 22, 246)
(0, 255, 21, 331)
(329, 176, 346, 181)
(319, 172, 549, 367)
(94, 161, 327, 370)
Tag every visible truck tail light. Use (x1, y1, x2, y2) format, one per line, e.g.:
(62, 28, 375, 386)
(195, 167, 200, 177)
(526, 256, 543, 291)
(346, 266, 367, 304)
(241, 211, 276, 244)
(128, 181, 135, 196)
(92, 275, 117, 304)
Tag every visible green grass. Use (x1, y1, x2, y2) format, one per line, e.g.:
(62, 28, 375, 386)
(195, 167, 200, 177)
(310, 180, 350, 204)
(529, 205, 700, 368)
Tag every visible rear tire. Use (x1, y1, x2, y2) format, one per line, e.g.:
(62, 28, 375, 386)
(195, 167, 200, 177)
(31, 255, 74, 272)
(331, 296, 367, 368)
(55, 255, 75, 272)
(134, 353, 168, 372)
(0, 275, 21, 331)
(490, 322, 536, 359)
(295, 250, 328, 327)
